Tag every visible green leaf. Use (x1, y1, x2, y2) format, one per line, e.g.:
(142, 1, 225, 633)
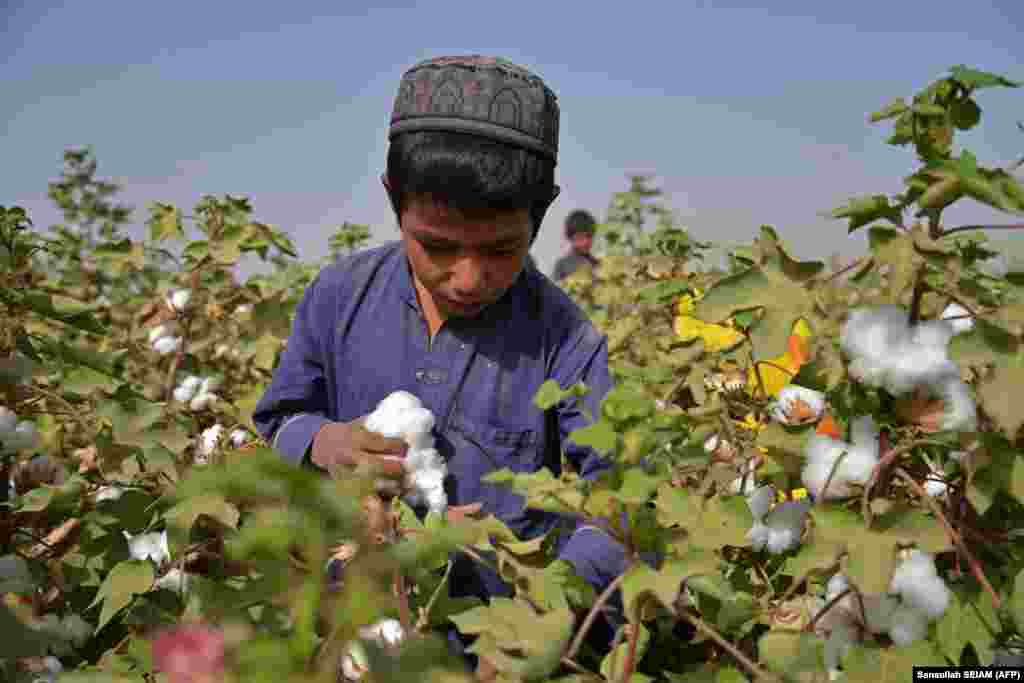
(0, 603, 61, 658)
(568, 419, 618, 457)
(693, 227, 822, 360)
(147, 202, 185, 241)
(842, 639, 944, 681)
(936, 587, 999, 665)
(532, 378, 591, 411)
(829, 195, 903, 233)
(165, 494, 240, 533)
(600, 622, 651, 682)
(949, 65, 1022, 90)
(949, 98, 982, 130)
(870, 98, 908, 123)
(91, 559, 155, 633)
(654, 483, 752, 550)
(94, 238, 145, 274)
(1011, 569, 1024, 634)
(757, 631, 823, 677)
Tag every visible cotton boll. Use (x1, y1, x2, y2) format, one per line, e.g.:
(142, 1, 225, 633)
(763, 499, 811, 554)
(940, 303, 975, 334)
(747, 485, 776, 520)
(827, 574, 850, 602)
(229, 429, 249, 447)
(888, 606, 930, 645)
(168, 289, 192, 312)
(802, 432, 879, 500)
(359, 618, 406, 648)
(890, 550, 950, 620)
(96, 485, 125, 503)
(911, 320, 956, 353)
(155, 568, 189, 594)
(153, 336, 182, 355)
(849, 416, 879, 454)
(769, 385, 826, 425)
(747, 522, 772, 552)
(124, 530, 170, 565)
(197, 424, 224, 458)
(173, 384, 198, 403)
(860, 593, 900, 634)
(366, 391, 423, 430)
(936, 378, 977, 432)
(840, 306, 911, 363)
(149, 323, 174, 344)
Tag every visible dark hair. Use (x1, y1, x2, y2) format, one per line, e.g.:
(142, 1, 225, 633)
(564, 209, 596, 238)
(385, 131, 558, 239)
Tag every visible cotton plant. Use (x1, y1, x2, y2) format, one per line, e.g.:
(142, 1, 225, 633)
(0, 406, 39, 454)
(341, 618, 406, 681)
(123, 528, 189, 595)
(363, 391, 447, 515)
(149, 321, 183, 356)
(746, 484, 811, 554)
(167, 288, 192, 313)
(802, 415, 881, 501)
(769, 384, 826, 426)
(174, 375, 221, 411)
(840, 304, 978, 431)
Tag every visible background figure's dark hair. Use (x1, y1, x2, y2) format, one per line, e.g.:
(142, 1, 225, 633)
(385, 131, 558, 241)
(564, 209, 596, 238)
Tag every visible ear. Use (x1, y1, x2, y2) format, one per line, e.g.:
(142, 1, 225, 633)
(381, 174, 402, 225)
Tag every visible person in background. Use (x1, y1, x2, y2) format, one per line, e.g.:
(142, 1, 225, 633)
(552, 209, 599, 282)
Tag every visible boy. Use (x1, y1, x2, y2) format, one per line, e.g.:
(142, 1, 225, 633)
(553, 209, 600, 282)
(253, 55, 638, 673)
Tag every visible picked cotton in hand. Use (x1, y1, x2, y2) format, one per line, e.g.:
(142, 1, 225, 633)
(365, 391, 447, 514)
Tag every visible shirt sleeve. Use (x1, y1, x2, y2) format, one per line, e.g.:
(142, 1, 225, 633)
(549, 321, 613, 482)
(252, 272, 333, 467)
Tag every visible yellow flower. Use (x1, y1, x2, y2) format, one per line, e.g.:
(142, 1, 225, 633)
(776, 488, 810, 503)
(735, 412, 766, 433)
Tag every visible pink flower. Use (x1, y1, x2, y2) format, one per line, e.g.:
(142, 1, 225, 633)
(152, 624, 225, 683)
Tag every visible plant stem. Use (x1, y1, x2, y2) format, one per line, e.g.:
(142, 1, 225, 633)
(818, 450, 849, 506)
(941, 223, 1024, 237)
(566, 571, 627, 661)
(861, 438, 949, 527)
(679, 608, 779, 682)
(892, 467, 1001, 609)
(620, 616, 641, 683)
(804, 587, 851, 633)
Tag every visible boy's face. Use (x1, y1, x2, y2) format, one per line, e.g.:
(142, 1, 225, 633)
(570, 232, 593, 253)
(398, 194, 533, 319)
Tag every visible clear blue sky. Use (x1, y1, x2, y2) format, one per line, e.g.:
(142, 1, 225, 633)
(3, 0, 1023, 278)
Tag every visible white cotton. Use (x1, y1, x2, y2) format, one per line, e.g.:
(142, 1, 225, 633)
(168, 289, 192, 312)
(173, 376, 202, 403)
(124, 530, 170, 565)
(827, 574, 850, 602)
(189, 392, 218, 411)
(229, 429, 249, 447)
(153, 336, 182, 355)
(840, 306, 912, 364)
(824, 620, 858, 676)
(155, 568, 188, 594)
(747, 485, 776, 520)
(746, 486, 809, 554)
(0, 406, 16, 434)
(96, 485, 125, 503)
(940, 302, 975, 335)
(364, 391, 447, 514)
(802, 426, 880, 501)
(197, 424, 224, 458)
(769, 385, 826, 425)
(890, 550, 950, 621)
(936, 378, 978, 432)
(234, 304, 252, 315)
(729, 459, 759, 494)
(149, 323, 172, 344)
(924, 461, 948, 498)
(888, 606, 930, 645)
(359, 618, 406, 648)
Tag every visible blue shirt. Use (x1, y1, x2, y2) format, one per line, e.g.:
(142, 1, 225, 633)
(252, 241, 614, 543)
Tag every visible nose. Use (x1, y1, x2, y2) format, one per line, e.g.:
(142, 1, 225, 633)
(449, 256, 488, 298)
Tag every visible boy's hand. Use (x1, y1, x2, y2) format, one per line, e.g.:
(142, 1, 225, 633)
(311, 417, 408, 491)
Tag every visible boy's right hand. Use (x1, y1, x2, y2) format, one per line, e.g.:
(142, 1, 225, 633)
(311, 417, 408, 495)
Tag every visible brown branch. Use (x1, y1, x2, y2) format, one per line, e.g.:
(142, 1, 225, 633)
(861, 439, 949, 527)
(679, 608, 779, 682)
(941, 223, 1024, 237)
(818, 450, 849, 507)
(566, 571, 627, 661)
(804, 588, 852, 633)
(892, 467, 1000, 610)
(823, 257, 868, 284)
